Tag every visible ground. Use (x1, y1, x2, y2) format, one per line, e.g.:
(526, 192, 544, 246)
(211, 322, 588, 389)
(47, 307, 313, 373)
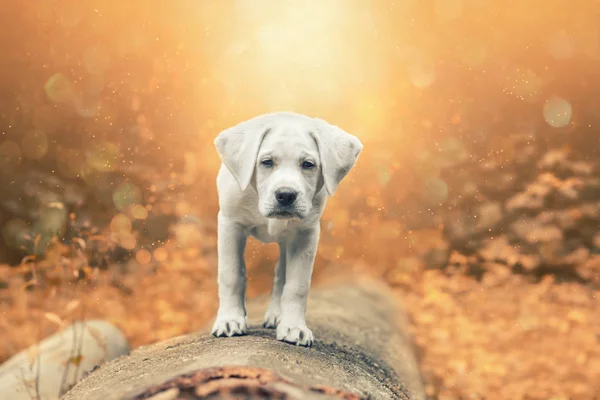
(1, 235, 599, 399)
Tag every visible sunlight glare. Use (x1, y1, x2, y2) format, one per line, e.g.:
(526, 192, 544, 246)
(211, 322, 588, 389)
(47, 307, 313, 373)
(213, 1, 385, 114)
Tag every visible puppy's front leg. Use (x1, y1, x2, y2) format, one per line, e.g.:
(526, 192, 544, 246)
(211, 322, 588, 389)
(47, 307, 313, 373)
(263, 244, 286, 328)
(277, 226, 319, 347)
(212, 212, 248, 337)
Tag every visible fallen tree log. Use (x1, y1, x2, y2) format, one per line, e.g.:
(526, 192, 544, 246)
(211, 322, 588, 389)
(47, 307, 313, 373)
(0, 320, 129, 400)
(62, 277, 425, 400)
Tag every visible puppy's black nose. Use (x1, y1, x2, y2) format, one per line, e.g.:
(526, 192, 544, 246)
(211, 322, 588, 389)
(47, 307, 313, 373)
(275, 188, 298, 206)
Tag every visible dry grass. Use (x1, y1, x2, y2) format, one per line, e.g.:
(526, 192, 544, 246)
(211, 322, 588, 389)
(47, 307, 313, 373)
(400, 268, 600, 399)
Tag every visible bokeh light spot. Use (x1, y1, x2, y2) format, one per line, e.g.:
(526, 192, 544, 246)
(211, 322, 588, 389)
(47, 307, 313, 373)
(1, 218, 30, 250)
(153, 247, 168, 262)
(438, 138, 468, 167)
(113, 183, 143, 211)
(378, 169, 391, 185)
(110, 213, 132, 235)
(87, 142, 120, 172)
(34, 202, 68, 239)
(174, 222, 202, 248)
(21, 130, 49, 160)
(76, 101, 100, 118)
(135, 249, 152, 265)
(120, 233, 137, 250)
(44, 73, 77, 104)
(543, 96, 572, 128)
(131, 204, 149, 220)
(423, 178, 449, 205)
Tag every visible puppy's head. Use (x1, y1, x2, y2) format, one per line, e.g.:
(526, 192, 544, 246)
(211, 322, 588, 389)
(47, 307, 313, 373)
(214, 112, 363, 220)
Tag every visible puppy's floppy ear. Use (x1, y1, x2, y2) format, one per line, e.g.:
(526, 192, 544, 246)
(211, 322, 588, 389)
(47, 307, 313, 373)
(311, 118, 363, 196)
(214, 117, 271, 191)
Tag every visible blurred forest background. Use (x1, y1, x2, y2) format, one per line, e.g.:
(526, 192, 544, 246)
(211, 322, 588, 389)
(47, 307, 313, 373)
(1, 1, 599, 399)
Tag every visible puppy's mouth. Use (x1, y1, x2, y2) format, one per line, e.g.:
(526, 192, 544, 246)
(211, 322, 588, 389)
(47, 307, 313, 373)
(267, 210, 303, 220)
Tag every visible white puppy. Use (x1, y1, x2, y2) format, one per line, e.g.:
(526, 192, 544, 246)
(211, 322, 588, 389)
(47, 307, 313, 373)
(211, 111, 363, 347)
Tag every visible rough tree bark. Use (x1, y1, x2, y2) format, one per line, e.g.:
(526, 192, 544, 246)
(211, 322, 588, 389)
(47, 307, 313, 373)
(62, 277, 425, 400)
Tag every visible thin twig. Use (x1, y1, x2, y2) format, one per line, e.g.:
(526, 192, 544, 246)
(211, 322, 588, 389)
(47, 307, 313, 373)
(72, 310, 87, 389)
(34, 248, 41, 400)
(21, 368, 36, 400)
(59, 320, 77, 396)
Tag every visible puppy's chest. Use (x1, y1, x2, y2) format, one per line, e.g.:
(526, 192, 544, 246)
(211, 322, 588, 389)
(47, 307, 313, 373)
(247, 220, 294, 243)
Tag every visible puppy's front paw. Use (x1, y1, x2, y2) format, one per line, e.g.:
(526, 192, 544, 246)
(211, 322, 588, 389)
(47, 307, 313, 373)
(211, 316, 248, 338)
(263, 307, 281, 329)
(276, 323, 314, 347)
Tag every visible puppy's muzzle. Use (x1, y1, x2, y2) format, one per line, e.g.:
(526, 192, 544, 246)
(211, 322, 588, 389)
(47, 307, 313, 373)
(268, 187, 302, 219)
(275, 188, 298, 207)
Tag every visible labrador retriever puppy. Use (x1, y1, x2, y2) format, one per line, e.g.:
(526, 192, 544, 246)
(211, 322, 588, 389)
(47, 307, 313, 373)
(211, 111, 363, 347)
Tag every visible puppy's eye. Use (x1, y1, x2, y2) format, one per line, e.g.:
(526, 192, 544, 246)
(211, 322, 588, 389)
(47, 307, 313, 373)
(301, 160, 315, 170)
(261, 159, 274, 167)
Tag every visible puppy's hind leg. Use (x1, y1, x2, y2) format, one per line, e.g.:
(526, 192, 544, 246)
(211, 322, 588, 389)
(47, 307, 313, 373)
(263, 244, 286, 329)
(212, 213, 249, 338)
